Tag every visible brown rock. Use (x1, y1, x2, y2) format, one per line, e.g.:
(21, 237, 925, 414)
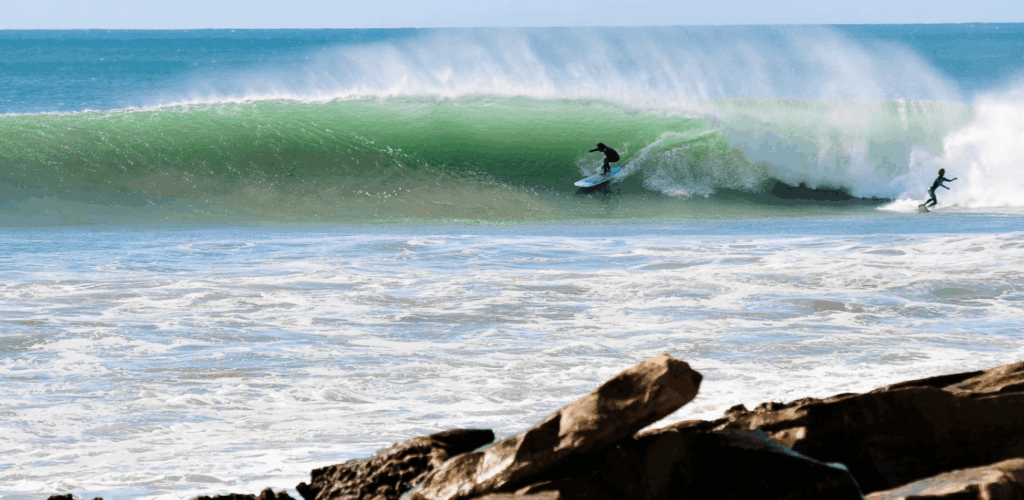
(408, 354, 703, 500)
(469, 494, 560, 500)
(883, 361, 1024, 395)
(716, 360, 1024, 494)
(192, 487, 296, 500)
(512, 425, 862, 500)
(865, 458, 1024, 500)
(681, 428, 864, 499)
(295, 428, 494, 500)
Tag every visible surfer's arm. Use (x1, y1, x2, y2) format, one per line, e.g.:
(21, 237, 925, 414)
(589, 148, 599, 153)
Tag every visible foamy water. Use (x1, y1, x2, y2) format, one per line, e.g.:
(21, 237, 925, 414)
(3, 215, 1023, 499)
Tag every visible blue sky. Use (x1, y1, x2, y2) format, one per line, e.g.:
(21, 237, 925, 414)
(2, 0, 1021, 29)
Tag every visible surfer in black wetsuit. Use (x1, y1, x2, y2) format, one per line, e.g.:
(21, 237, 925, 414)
(590, 143, 620, 174)
(921, 168, 957, 208)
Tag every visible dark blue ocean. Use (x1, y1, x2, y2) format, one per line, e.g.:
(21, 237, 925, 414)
(2, 25, 1023, 500)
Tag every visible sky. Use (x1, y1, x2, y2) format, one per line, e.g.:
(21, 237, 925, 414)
(1, 0, 1021, 29)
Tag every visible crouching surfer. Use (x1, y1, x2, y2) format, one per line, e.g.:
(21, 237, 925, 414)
(921, 168, 957, 209)
(590, 143, 620, 174)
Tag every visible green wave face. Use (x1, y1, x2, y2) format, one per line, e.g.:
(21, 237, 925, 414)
(0, 97, 969, 225)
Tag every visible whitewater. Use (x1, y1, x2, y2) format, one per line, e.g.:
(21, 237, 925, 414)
(2, 25, 1024, 500)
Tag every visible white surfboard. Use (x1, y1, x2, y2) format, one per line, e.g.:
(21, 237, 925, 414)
(918, 204, 930, 213)
(574, 166, 622, 188)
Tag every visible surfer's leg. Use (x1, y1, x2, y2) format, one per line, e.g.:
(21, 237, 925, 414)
(925, 189, 937, 207)
(602, 159, 611, 174)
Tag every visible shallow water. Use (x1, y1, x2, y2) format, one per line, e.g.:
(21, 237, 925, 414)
(3, 213, 1023, 499)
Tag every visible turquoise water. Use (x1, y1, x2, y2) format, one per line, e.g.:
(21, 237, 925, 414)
(0, 97, 976, 225)
(2, 25, 1024, 500)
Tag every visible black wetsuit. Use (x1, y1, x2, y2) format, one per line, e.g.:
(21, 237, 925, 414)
(590, 146, 620, 174)
(925, 175, 955, 207)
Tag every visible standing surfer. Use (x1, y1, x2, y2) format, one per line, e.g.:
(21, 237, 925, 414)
(590, 143, 620, 174)
(921, 168, 957, 208)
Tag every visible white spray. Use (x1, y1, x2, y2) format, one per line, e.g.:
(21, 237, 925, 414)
(167, 27, 960, 107)
(885, 81, 1024, 210)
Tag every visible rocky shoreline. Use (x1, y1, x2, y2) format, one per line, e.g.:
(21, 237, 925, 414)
(50, 354, 1024, 500)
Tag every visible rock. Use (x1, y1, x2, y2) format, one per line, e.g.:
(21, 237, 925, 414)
(715, 360, 1024, 494)
(679, 428, 864, 499)
(886, 361, 1024, 395)
(865, 458, 1024, 500)
(510, 425, 863, 500)
(295, 428, 494, 500)
(408, 354, 703, 500)
(46, 495, 102, 500)
(469, 494, 560, 500)
(192, 487, 296, 500)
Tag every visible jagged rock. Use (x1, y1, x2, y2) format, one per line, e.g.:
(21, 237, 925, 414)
(469, 494, 559, 500)
(865, 458, 1024, 500)
(408, 354, 703, 500)
(674, 428, 864, 499)
(505, 424, 862, 500)
(715, 360, 1024, 494)
(192, 487, 296, 500)
(47, 495, 102, 500)
(295, 428, 495, 500)
(890, 361, 1024, 395)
